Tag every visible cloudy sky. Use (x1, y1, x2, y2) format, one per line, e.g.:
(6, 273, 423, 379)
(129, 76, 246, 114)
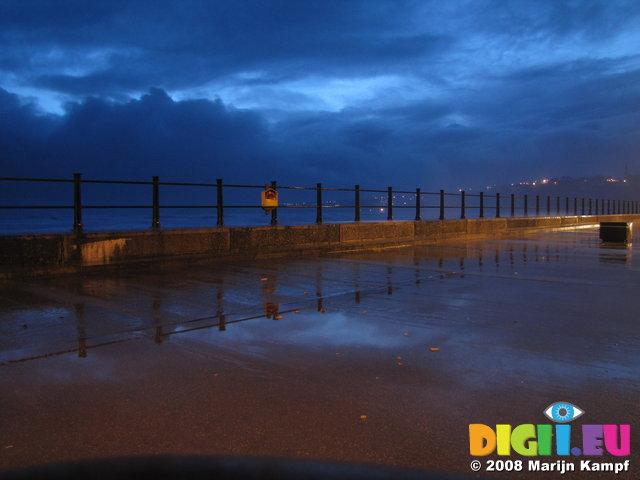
(1, 0, 639, 190)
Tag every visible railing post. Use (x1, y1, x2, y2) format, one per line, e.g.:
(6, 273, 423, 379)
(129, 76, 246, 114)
(216, 178, 224, 227)
(354, 185, 361, 221)
(607, 199, 611, 215)
(479, 191, 484, 218)
(316, 183, 323, 224)
(439, 189, 445, 220)
(618, 199, 621, 214)
(496, 193, 501, 218)
(596, 199, 600, 216)
(415, 188, 421, 221)
(573, 197, 577, 216)
(565, 197, 569, 215)
(535, 195, 540, 216)
(460, 190, 466, 219)
(546, 196, 551, 216)
(510, 193, 515, 217)
(387, 186, 393, 220)
(581, 198, 585, 215)
(589, 198, 592, 215)
(152, 175, 160, 229)
(556, 196, 560, 216)
(270, 180, 278, 226)
(524, 194, 528, 217)
(73, 173, 83, 233)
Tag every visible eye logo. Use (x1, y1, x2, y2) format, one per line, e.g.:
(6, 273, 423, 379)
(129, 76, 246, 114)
(543, 402, 584, 423)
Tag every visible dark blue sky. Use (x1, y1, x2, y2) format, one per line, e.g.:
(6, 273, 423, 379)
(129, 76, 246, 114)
(1, 0, 639, 190)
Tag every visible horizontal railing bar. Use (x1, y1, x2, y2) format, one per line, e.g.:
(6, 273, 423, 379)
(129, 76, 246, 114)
(0, 205, 73, 209)
(275, 185, 314, 191)
(159, 182, 217, 187)
(154, 205, 215, 209)
(0, 204, 448, 210)
(222, 184, 265, 189)
(83, 205, 151, 209)
(321, 187, 367, 192)
(83, 179, 152, 185)
(0, 177, 72, 183)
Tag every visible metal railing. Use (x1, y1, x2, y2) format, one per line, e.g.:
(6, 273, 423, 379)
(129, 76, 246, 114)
(1, 174, 639, 234)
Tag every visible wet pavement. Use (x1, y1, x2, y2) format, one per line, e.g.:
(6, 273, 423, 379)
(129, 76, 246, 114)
(0, 226, 638, 479)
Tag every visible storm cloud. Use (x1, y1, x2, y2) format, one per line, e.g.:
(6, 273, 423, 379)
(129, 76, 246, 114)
(1, 0, 640, 191)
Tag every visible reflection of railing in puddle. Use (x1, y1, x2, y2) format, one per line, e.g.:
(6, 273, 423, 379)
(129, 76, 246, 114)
(2, 235, 620, 365)
(1, 281, 334, 365)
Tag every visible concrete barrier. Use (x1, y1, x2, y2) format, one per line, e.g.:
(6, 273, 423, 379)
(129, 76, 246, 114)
(230, 225, 340, 257)
(340, 222, 414, 246)
(1, 214, 638, 278)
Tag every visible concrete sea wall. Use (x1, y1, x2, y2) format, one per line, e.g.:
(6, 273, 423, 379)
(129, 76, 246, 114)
(1, 215, 638, 278)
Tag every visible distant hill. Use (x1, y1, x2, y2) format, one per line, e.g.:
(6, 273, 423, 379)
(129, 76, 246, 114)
(486, 175, 640, 201)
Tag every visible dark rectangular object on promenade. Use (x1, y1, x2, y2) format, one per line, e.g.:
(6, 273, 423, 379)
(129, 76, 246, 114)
(599, 222, 632, 243)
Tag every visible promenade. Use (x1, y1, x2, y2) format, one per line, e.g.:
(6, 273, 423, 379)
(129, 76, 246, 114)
(0, 226, 638, 478)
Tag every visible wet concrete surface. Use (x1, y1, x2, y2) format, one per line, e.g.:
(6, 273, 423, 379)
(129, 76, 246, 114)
(0, 226, 638, 479)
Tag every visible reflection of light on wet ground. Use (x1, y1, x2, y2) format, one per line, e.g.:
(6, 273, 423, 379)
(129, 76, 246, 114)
(2, 227, 640, 386)
(1, 225, 640, 477)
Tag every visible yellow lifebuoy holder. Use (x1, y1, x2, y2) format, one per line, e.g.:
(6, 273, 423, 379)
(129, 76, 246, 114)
(261, 188, 278, 209)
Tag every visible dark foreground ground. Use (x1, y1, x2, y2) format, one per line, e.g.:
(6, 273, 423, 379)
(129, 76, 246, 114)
(0, 226, 638, 479)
